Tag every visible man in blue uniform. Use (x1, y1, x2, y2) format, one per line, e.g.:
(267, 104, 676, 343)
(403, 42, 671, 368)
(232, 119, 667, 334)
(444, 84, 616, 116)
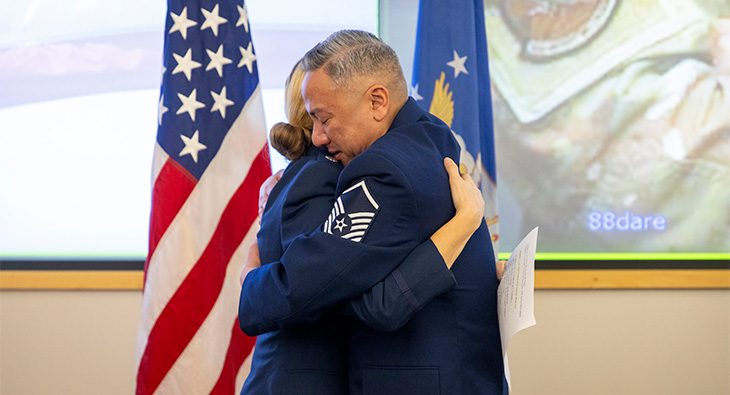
(239, 30, 506, 394)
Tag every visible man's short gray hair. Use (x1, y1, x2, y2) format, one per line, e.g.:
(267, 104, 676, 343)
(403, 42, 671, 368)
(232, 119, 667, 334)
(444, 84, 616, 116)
(302, 30, 407, 98)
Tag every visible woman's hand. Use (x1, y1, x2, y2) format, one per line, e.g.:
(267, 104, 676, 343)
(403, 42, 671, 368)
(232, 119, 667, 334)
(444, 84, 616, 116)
(496, 260, 506, 282)
(430, 158, 487, 269)
(444, 157, 484, 233)
(240, 242, 262, 285)
(258, 169, 284, 224)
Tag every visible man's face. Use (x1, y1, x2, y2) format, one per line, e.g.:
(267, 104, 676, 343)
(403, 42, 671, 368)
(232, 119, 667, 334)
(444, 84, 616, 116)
(301, 68, 381, 166)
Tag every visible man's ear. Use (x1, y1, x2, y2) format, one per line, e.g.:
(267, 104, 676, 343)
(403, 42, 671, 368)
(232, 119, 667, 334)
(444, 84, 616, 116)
(367, 85, 389, 122)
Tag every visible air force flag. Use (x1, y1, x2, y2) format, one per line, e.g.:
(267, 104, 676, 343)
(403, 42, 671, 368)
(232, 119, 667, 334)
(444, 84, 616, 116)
(322, 180, 380, 243)
(412, 0, 499, 257)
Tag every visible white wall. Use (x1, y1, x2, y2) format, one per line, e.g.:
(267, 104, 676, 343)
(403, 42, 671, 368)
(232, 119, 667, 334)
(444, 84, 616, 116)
(1, 288, 728, 394)
(0, 290, 141, 394)
(508, 289, 730, 395)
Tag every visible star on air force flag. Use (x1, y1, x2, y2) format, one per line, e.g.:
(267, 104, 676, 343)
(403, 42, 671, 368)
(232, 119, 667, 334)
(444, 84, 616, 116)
(412, 0, 499, 257)
(322, 180, 380, 242)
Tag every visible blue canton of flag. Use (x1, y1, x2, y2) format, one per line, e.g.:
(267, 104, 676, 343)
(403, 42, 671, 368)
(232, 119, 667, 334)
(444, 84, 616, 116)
(322, 180, 380, 243)
(412, 0, 500, 256)
(158, 0, 259, 179)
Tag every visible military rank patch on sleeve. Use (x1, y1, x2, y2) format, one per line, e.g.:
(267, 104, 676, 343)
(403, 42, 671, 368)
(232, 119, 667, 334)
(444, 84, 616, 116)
(322, 180, 380, 242)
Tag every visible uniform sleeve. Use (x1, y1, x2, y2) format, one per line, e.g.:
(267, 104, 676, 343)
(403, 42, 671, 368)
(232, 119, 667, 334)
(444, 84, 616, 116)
(340, 239, 457, 332)
(239, 152, 438, 336)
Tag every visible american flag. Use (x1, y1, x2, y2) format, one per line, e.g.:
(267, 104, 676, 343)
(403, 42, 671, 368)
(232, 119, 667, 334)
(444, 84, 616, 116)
(135, 0, 270, 393)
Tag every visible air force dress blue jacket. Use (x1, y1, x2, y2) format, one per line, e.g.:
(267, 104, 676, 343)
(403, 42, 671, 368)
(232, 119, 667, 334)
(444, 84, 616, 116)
(239, 98, 505, 395)
(241, 145, 348, 395)
(241, 142, 459, 394)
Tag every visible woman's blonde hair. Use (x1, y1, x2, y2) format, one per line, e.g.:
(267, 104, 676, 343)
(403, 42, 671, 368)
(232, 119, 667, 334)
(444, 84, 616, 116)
(269, 60, 313, 161)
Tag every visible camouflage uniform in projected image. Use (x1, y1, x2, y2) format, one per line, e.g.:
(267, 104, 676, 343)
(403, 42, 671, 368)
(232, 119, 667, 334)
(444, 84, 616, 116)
(486, 0, 730, 253)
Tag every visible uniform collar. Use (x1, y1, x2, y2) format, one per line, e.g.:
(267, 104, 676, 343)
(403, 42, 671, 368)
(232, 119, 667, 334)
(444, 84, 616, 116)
(388, 97, 426, 132)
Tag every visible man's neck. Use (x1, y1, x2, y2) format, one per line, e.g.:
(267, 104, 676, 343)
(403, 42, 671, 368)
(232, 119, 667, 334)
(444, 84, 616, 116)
(383, 96, 409, 132)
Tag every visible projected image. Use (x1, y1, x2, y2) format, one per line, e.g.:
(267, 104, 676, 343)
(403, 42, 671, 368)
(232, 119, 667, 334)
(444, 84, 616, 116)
(485, 0, 730, 253)
(0, 0, 165, 257)
(0, 0, 376, 258)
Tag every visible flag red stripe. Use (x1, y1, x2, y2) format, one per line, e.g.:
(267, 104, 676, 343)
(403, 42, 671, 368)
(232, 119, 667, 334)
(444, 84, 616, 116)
(209, 318, 257, 395)
(144, 158, 198, 282)
(136, 148, 270, 395)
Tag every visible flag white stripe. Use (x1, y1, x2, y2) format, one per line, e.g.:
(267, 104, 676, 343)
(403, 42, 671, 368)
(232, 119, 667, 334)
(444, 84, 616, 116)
(135, 87, 267, 370)
(154, 223, 258, 395)
(236, 345, 255, 392)
(151, 143, 169, 186)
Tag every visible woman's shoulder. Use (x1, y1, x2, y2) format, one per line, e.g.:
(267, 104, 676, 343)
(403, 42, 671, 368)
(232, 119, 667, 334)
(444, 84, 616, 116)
(295, 147, 342, 179)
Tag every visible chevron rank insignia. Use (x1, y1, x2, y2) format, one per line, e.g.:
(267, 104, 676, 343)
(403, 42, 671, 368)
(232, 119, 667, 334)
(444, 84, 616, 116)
(322, 180, 380, 242)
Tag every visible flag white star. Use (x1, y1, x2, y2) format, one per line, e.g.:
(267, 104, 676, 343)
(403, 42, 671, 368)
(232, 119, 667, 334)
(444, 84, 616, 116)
(179, 130, 207, 163)
(177, 88, 206, 121)
(238, 42, 256, 73)
(158, 95, 168, 125)
(172, 48, 202, 81)
(206, 45, 232, 77)
(210, 87, 235, 119)
(447, 50, 469, 78)
(169, 7, 197, 40)
(201, 4, 227, 37)
(411, 83, 424, 100)
(236, 4, 249, 32)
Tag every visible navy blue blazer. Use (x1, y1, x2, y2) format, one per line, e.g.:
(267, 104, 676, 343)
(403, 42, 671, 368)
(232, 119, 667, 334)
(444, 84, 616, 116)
(239, 98, 505, 394)
(241, 143, 457, 394)
(241, 145, 348, 395)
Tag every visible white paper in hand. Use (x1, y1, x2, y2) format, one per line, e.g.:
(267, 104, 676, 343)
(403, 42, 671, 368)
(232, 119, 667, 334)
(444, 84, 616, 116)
(497, 226, 538, 390)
